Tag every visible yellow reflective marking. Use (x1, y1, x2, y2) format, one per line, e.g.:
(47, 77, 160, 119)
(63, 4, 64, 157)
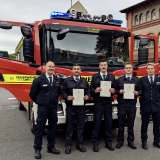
(2, 74, 37, 83)
(87, 28, 99, 33)
(82, 76, 92, 83)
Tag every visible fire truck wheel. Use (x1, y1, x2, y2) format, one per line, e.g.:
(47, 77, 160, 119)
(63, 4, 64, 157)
(19, 102, 26, 111)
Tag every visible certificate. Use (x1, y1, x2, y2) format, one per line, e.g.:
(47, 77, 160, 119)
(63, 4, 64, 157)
(100, 81, 111, 97)
(73, 89, 84, 106)
(123, 83, 135, 99)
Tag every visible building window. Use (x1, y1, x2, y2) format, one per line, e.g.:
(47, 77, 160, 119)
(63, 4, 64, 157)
(134, 15, 139, 25)
(139, 13, 144, 24)
(151, 9, 157, 20)
(146, 10, 151, 22)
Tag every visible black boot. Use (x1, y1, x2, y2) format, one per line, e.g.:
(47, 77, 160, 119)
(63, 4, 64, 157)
(105, 143, 115, 151)
(93, 144, 99, 152)
(76, 144, 87, 152)
(34, 150, 41, 159)
(65, 145, 71, 154)
(116, 142, 124, 149)
(142, 142, 148, 150)
(128, 142, 137, 149)
(47, 147, 61, 154)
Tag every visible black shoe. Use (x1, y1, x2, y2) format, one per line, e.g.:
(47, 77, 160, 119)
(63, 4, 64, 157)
(34, 150, 41, 159)
(128, 142, 137, 149)
(76, 144, 87, 152)
(105, 143, 115, 151)
(153, 142, 160, 148)
(65, 145, 71, 154)
(142, 142, 148, 150)
(116, 142, 124, 149)
(47, 147, 61, 154)
(93, 144, 99, 152)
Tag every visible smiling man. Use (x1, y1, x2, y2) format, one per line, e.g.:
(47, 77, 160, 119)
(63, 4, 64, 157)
(30, 61, 61, 159)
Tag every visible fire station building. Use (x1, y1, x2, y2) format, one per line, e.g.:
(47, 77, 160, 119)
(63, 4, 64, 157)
(120, 0, 160, 36)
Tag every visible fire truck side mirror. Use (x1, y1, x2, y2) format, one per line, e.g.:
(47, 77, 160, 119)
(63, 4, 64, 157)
(0, 22, 12, 29)
(57, 28, 70, 40)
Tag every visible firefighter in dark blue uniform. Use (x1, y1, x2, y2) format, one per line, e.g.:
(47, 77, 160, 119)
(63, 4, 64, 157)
(91, 60, 116, 152)
(116, 63, 138, 149)
(30, 61, 61, 159)
(138, 63, 160, 150)
(63, 64, 90, 154)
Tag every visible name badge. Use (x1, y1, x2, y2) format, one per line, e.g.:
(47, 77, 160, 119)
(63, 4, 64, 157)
(42, 84, 48, 87)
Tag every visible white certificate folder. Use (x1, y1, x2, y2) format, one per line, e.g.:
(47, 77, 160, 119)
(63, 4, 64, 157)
(100, 81, 111, 97)
(123, 83, 135, 99)
(73, 89, 84, 106)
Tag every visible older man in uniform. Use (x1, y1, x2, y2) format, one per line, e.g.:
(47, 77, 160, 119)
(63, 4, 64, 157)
(30, 61, 61, 159)
(138, 63, 160, 149)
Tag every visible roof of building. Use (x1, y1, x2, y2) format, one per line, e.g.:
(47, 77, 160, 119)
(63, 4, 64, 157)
(68, 1, 88, 14)
(120, 0, 157, 13)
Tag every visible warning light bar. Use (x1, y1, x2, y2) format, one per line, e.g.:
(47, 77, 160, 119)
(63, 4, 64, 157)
(50, 11, 123, 26)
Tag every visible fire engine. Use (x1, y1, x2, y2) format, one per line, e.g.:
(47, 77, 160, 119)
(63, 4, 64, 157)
(0, 11, 159, 129)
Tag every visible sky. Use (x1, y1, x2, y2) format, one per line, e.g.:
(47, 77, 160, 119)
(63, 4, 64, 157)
(0, 0, 143, 54)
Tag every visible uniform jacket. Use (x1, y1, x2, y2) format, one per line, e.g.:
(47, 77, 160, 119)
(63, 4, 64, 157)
(116, 75, 138, 108)
(138, 75, 160, 113)
(62, 76, 90, 106)
(29, 73, 62, 106)
(90, 72, 116, 102)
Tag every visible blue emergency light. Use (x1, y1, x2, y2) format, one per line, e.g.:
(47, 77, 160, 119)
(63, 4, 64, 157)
(108, 19, 123, 25)
(50, 11, 71, 19)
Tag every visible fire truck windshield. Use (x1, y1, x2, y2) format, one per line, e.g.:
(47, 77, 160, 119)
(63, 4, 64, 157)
(43, 27, 129, 71)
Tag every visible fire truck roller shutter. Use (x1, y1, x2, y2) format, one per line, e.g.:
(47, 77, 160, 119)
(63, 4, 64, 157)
(21, 26, 34, 63)
(23, 38, 34, 62)
(138, 48, 149, 65)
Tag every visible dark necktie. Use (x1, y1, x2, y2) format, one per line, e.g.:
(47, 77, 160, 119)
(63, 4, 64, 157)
(150, 76, 153, 84)
(127, 77, 130, 81)
(102, 75, 106, 80)
(49, 76, 52, 85)
(75, 77, 80, 82)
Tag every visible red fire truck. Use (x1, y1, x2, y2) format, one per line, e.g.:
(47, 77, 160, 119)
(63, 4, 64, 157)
(0, 11, 159, 128)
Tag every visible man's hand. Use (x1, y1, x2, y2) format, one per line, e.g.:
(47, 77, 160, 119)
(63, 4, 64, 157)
(133, 91, 139, 96)
(119, 89, 124, 94)
(67, 96, 74, 101)
(84, 95, 89, 100)
(95, 87, 101, 93)
(110, 88, 115, 94)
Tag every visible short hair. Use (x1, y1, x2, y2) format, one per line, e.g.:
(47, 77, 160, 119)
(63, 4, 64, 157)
(124, 62, 133, 68)
(46, 60, 55, 66)
(72, 63, 81, 68)
(99, 59, 107, 64)
(146, 63, 154, 68)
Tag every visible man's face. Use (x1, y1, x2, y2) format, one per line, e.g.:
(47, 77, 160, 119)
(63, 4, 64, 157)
(125, 64, 133, 75)
(72, 65, 81, 76)
(46, 61, 55, 75)
(99, 62, 108, 73)
(147, 65, 155, 75)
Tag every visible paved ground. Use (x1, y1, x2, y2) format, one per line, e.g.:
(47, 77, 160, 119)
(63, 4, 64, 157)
(0, 88, 160, 160)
